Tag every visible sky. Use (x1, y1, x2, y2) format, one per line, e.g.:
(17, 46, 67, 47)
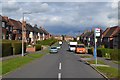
(1, 0, 119, 36)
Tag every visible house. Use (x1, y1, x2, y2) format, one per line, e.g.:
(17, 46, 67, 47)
(53, 35, 63, 40)
(2, 16, 13, 40)
(64, 35, 74, 41)
(113, 28, 120, 49)
(102, 26, 120, 48)
(33, 24, 40, 42)
(26, 23, 35, 43)
(9, 18, 22, 40)
(39, 27, 50, 40)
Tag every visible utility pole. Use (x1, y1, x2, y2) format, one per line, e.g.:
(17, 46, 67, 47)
(22, 13, 25, 56)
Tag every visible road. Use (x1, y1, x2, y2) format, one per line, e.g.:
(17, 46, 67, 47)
(3, 41, 105, 79)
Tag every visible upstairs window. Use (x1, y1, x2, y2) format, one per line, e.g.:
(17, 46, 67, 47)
(2, 22, 5, 28)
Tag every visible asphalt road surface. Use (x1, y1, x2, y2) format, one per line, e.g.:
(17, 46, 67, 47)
(3, 41, 105, 80)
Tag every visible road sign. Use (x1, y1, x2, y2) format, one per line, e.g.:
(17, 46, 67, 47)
(95, 28, 100, 37)
(95, 28, 100, 33)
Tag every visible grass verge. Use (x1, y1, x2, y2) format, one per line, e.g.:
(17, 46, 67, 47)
(96, 66, 120, 78)
(2, 53, 44, 75)
(80, 55, 92, 58)
(0, 62, 2, 76)
(87, 60, 106, 65)
(113, 61, 120, 64)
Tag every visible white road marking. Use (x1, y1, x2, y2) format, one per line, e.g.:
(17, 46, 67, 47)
(58, 73, 61, 80)
(59, 63, 62, 70)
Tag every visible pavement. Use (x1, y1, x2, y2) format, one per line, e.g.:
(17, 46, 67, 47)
(2, 41, 105, 79)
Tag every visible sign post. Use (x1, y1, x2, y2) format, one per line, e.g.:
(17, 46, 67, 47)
(94, 28, 100, 66)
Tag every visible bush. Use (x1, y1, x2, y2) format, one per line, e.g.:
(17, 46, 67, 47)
(110, 49, 120, 61)
(36, 38, 57, 46)
(35, 44, 42, 51)
(88, 47, 94, 54)
(2, 40, 26, 57)
(2, 42, 13, 57)
(12, 42, 26, 55)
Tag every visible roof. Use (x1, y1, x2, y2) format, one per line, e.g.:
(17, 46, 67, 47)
(103, 26, 120, 38)
(26, 23, 34, 32)
(113, 28, 120, 37)
(40, 27, 49, 35)
(9, 19, 22, 30)
(33, 26, 40, 33)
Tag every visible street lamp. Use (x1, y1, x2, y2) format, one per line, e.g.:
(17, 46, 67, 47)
(22, 12, 31, 56)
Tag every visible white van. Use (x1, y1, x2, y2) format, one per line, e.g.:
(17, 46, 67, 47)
(69, 42, 78, 51)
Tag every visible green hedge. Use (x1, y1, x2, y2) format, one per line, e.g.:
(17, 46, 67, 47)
(88, 47, 120, 61)
(2, 40, 26, 57)
(36, 38, 57, 46)
(35, 44, 42, 51)
(97, 48, 120, 61)
(2, 42, 13, 57)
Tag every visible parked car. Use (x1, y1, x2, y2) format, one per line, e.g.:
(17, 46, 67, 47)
(75, 44, 87, 54)
(50, 46, 58, 53)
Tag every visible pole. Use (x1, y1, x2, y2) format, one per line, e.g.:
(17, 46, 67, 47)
(22, 13, 24, 56)
(94, 28, 97, 66)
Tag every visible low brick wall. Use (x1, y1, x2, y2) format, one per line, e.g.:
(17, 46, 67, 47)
(26, 47, 35, 53)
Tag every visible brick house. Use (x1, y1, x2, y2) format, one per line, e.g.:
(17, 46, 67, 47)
(102, 26, 120, 48)
(113, 28, 120, 49)
(9, 19, 22, 40)
(53, 35, 63, 40)
(39, 27, 50, 40)
(2, 16, 13, 40)
(26, 23, 35, 43)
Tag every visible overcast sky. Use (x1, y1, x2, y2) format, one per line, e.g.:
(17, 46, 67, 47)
(1, 0, 119, 36)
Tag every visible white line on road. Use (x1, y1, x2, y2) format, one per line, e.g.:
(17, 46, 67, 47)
(58, 73, 61, 80)
(59, 63, 62, 70)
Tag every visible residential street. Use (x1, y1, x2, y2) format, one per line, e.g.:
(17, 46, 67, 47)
(3, 41, 105, 79)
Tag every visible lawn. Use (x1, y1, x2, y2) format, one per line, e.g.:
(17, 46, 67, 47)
(113, 61, 120, 64)
(2, 53, 44, 75)
(0, 62, 2, 75)
(96, 66, 120, 78)
(80, 55, 92, 58)
(87, 60, 106, 65)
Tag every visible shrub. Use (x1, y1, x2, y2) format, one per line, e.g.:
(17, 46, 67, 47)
(12, 42, 26, 55)
(2, 40, 26, 57)
(88, 47, 94, 54)
(36, 38, 57, 46)
(2, 42, 13, 57)
(110, 49, 120, 61)
(35, 44, 42, 51)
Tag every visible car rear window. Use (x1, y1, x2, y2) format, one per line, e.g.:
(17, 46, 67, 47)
(77, 45, 85, 48)
(70, 45, 76, 47)
(51, 47, 57, 49)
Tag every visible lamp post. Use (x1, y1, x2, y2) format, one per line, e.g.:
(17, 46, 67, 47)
(22, 12, 31, 56)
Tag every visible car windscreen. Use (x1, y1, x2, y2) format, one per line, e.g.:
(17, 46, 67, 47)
(77, 45, 85, 48)
(70, 45, 76, 47)
(51, 47, 57, 49)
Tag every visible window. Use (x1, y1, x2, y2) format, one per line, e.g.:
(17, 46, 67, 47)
(10, 27, 13, 32)
(2, 22, 5, 28)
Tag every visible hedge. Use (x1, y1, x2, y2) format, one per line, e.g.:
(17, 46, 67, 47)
(35, 44, 42, 51)
(12, 42, 26, 55)
(88, 47, 120, 61)
(36, 38, 57, 46)
(2, 42, 13, 57)
(1, 40, 26, 57)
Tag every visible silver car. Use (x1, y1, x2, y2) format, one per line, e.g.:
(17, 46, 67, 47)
(50, 46, 58, 53)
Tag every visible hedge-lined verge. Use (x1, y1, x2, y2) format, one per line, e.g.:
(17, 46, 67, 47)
(1, 40, 26, 57)
(35, 44, 42, 51)
(88, 47, 120, 61)
(36, 38, 57, 46)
